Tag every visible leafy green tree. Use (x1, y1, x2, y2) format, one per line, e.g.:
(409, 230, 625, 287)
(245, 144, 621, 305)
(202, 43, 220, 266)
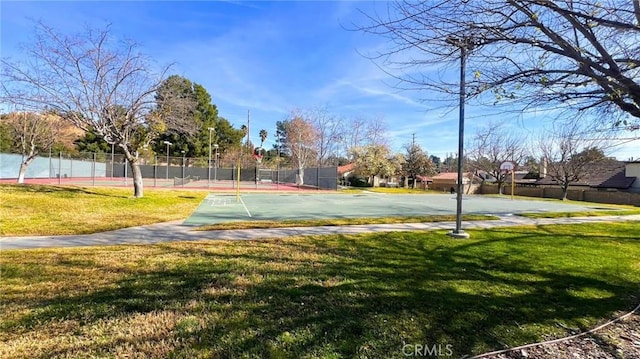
(273, 121, 289, 155)
(441, 154, 458, 173)
(429, 155, 441, 169)
(74, 128, 111, 154)
(402, 143, 435, 188)
(152, 76, 243, 159)
(0, 116, 14, 153)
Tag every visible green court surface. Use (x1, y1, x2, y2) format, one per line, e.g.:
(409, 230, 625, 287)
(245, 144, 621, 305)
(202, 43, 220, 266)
(183, 192, 608, 226)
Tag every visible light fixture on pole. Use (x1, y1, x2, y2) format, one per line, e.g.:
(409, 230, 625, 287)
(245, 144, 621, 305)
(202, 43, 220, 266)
(208, 127, 214, 186)
(214, 144, 219, 182)
(447, 36, 479, 239)
(163, 141, 172, 180)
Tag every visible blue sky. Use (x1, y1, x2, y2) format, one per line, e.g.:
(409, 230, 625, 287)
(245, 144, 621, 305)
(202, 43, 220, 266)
(1, 1, 637, 161)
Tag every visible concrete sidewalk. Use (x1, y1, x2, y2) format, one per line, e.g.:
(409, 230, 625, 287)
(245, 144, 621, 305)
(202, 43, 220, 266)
(1, 214, 639, 250)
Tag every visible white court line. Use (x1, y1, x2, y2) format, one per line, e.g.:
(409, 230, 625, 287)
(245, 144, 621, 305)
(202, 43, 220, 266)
(238, 196, 252, 218)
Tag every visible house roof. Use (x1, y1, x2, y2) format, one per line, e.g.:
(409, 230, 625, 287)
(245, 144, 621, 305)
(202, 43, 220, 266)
(505, 171, 539, 183)
(536, 160, 636, 189)
(432, 172, 466, 180)
(337, 163, 355, 175)
(415, 175, 433, 182)
(432, 172, 483, 183)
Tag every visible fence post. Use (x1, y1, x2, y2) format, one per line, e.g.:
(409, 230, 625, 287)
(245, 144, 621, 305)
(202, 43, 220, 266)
(154, 156, 157, 187)
(92, 152, 96, 187)
(58, 152, 62, 185)
(48, 149, 52, 179)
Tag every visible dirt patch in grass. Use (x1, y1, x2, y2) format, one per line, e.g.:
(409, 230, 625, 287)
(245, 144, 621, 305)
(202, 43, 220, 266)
(479, 311, 640, 358)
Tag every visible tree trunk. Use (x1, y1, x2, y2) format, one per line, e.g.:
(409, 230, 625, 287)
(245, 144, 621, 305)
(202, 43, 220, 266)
(17, 162, 28, 184)
(498, 181, 503, 195)
(296, 167, 305, 185)
(130, 159, 144, 198)
(123, 148, 144, 198)
(17, 155, 36, 184)
(561, 186, 568, 201)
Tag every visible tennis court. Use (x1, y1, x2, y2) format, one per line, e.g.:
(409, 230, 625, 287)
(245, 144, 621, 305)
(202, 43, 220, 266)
(183, 192, 608, 226)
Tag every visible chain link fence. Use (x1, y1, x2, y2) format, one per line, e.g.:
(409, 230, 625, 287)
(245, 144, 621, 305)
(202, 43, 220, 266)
(0, 152, 338, 190)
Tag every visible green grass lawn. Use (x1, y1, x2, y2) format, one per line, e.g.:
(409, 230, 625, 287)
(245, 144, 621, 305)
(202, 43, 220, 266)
(0, 184, 206, 236)
(1, 185, 498, 236)
(195, 214, 498, 231)
(518, 208, 640, 218)
(2, 222, 638, 358)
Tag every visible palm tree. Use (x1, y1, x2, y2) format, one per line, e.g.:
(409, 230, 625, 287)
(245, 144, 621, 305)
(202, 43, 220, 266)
(259, 129, 268, 149)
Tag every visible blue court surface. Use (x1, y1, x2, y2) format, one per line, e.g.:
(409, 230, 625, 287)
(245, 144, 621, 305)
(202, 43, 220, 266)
(183, 192, 609, 226)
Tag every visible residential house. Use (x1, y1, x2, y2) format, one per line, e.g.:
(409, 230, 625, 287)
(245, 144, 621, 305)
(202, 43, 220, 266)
(625, 160, 640, 192)
(431, 172, 481, 193)
(535, 160, 636, 191)
(337, 163, 355, 186)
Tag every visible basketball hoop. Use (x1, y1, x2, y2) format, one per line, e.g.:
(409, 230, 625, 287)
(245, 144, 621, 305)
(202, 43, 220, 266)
(500, 161, 515, 172)
(253, 147, 264, 164)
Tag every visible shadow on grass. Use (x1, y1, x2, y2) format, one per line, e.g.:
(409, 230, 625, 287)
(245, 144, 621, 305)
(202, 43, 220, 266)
(4, 225, 640, 358)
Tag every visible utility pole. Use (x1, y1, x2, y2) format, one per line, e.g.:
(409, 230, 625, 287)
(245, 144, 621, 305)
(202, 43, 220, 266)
(247, 110, 251, 147)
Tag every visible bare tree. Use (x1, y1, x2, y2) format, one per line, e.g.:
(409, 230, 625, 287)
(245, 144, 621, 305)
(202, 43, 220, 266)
(339, 115, 389, 161)
(1, 111, 61, 183)
(307, 107, 342, 166)
(283, 111, 319, 185)
(340, 116, 367, 160)
(359, 1, 640, 126)
(537, 120, 609, 200)
(468, 122, 528, 194)
(1, 22, 185, 197)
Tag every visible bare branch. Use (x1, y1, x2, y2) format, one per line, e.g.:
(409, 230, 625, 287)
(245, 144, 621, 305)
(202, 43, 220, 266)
(1, 22, 174, 197)
(356, 0, 640, 125)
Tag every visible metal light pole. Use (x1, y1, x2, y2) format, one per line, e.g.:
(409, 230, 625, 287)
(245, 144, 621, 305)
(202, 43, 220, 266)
(164, 141, 172, 180)
(208, 127, 214, 187)
(447, 36, 476, 239)
(214, 144, 219, 182)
